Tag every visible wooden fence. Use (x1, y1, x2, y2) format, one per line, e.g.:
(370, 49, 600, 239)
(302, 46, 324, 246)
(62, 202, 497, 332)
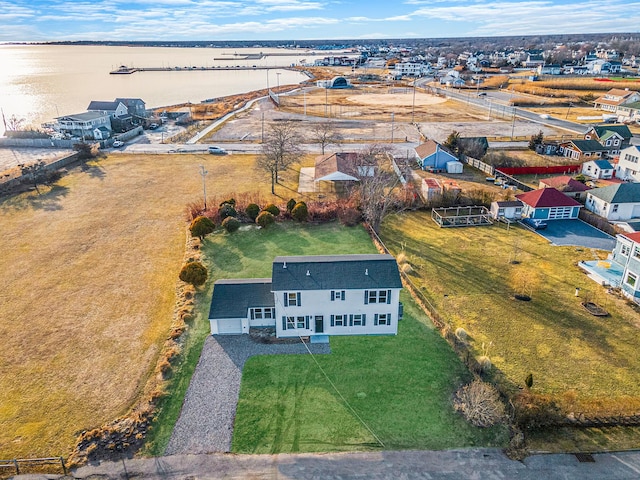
(0, 457, 67, 476)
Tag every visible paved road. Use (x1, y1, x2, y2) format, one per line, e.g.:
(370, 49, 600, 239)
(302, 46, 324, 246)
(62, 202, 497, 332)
(59, 449, 640, 479)
(432, 87, 588, 135)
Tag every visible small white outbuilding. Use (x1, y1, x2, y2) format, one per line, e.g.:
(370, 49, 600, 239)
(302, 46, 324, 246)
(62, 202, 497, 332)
(446, 160, 464, 174)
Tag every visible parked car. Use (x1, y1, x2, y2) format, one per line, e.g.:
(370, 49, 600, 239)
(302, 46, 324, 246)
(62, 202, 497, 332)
(208, 146, 228, 155)
(539, 114, 550, 119)
(522, 218, 548, 230)
(149, 123, 159, 130)
(112, 140, 124, 148)
(477, 92, 487, 96)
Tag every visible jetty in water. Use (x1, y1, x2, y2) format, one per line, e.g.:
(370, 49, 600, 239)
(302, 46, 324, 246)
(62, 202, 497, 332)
(110, 65, 297, 74)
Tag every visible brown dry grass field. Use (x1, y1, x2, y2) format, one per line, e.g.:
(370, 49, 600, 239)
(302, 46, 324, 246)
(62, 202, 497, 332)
(0, 153, 295, 459)
(279, 86, 489, 123)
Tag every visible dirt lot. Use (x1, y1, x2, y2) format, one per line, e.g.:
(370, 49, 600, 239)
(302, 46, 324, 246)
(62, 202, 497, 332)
(203, 87, 565, 146)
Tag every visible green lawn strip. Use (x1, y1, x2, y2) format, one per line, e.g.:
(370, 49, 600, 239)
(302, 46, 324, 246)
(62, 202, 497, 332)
(379, 211, 640, 409)
(233, 292, 507, 453)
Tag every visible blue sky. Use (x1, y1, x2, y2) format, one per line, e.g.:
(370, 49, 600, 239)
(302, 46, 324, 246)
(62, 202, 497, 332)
(2, 0, 640, 42)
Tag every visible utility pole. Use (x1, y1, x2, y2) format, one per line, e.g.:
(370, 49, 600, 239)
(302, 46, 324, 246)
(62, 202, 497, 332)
(276, 72, 281, 101)
(411, 77, 416, 123)
(391, 112, 395, 143)
(261, 112, 265, 143)
(510, 108, 516, 140)
(199, 165, 208, 211)
(325, 86, 328, 117)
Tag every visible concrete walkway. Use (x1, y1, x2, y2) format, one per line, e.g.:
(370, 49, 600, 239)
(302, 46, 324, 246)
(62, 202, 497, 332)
(61, 449, 640, 479)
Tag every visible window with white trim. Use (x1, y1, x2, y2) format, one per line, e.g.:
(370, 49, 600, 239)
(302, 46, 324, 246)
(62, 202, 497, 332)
(283, 315, 309, 330)
(350, 314, 366, 326)
(621, 244, 630, 257)
(626, 272, 637, 289)
(284, 292, 301, 307)
(250, 307, 275, 319)
(634, 246, 640, 260)
(364, 289, 392, 304)
(331, 314, 346, 327)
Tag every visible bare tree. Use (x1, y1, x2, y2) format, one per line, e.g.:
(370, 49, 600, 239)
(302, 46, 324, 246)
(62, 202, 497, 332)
(347, 144, 409, 234)
(257, 121, 302, 194)
(309, 121, 342, 154)
(7, 114, 25, 131)
(19, 160, 48, 194)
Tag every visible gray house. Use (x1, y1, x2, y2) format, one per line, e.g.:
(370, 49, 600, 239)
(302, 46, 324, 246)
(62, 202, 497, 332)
(209, 254, 403, 339)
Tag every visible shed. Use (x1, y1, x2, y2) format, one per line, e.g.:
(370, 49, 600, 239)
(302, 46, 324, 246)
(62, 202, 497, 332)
(421, 178, 441, 201)
(490, 200, 524, 220)
(446, 161, 463, 174)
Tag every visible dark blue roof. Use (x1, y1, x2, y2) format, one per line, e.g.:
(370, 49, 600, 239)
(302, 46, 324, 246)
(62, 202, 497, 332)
(272, 254, 402, 291)
(209, 279, 273, 319)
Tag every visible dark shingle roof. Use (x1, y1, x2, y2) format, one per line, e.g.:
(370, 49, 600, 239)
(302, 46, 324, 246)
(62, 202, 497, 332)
(272, 254, 402, 291)
(87, 100, 122, 111)
(591, 124, 633, 141)
(569, 139, 608, 152)
(208, 279, 273, 319)
(588, 183, 640, 204)
(591, 159, 614, 170)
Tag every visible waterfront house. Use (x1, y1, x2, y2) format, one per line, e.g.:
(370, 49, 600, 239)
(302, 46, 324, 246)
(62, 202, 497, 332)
(209, 254, 403, 339)
(55, 111, 112, 140)
(516, 187, 581, 220)
(615, 146, 640, 182)
(585, 183, 640, 221)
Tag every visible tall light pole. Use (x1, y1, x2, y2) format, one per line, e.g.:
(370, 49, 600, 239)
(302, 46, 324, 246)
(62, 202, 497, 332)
(261, 112, 265, 143)
(510, 108, 516, 140)
(276, 72, 281, 101)
(325, 86, 328, 117)
(199, 165, 208, 211)
(391, 112, 395, 143)
(565, 102, 573, 120)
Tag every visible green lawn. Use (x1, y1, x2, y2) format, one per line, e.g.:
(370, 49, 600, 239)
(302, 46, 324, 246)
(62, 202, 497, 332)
(182, 221, 508, 453)
(233, 293, 507, 453)
(379, 211, 640, 416)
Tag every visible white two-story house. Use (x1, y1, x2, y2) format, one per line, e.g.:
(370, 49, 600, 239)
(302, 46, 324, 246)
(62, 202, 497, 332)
(209, 254, 403, 340)
(616, 145, 640, 182)
(613, 232, 640, 303)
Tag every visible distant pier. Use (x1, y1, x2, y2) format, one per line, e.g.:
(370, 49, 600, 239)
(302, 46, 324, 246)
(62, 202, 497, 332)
(110, 65, 298, 75)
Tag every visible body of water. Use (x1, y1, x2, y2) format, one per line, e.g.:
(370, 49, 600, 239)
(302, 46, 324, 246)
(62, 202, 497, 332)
(0, 45, 313, 135)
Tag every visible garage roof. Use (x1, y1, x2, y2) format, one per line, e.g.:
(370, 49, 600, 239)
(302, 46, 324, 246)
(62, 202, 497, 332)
(209, 279, 273, 319)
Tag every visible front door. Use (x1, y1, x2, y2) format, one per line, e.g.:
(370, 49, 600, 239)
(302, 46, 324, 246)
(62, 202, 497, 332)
(315, 315, 324, 333)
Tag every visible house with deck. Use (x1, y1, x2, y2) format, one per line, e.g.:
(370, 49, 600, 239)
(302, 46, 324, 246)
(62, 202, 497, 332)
(209, 255, 403, 339)
(516, 187, 581, 220)
(55, 111, 112, 140)
(593, 89, 640, 114)
(580, 232, 640, 305)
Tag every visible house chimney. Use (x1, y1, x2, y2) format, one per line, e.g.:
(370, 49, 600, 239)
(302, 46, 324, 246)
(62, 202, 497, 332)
(306, 270, 310, 276)
(283, 262, 287, 269)
(365, 268, 369, 275)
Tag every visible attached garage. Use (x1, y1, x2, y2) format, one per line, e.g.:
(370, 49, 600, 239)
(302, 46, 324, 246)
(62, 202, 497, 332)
(209, 278, 275, 336)
(212, 318, 245, 335)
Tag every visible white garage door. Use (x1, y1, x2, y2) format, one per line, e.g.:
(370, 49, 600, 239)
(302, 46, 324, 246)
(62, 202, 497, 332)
(633, 204, 640, 218)
(217, 318, 243, 334)
(548, 207, 574, 219)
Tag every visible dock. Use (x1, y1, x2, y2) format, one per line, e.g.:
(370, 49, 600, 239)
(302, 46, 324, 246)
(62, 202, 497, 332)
(110, 65, 297, 75)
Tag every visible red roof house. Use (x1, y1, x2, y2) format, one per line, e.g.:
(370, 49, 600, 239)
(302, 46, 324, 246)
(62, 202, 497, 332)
(539, 175, 591, 200)
(516, 187, 582, 220)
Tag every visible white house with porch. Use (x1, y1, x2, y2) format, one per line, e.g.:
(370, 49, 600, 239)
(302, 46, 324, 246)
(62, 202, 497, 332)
(209, 255, 403, 340)
(55, 111, 112, 139)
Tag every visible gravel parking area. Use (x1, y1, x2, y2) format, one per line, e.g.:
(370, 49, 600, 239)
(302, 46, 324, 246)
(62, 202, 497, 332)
(165, 335, 330, 455)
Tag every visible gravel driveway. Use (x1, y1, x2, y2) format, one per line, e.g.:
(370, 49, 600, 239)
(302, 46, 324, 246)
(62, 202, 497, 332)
(165, 335, 330, 455)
